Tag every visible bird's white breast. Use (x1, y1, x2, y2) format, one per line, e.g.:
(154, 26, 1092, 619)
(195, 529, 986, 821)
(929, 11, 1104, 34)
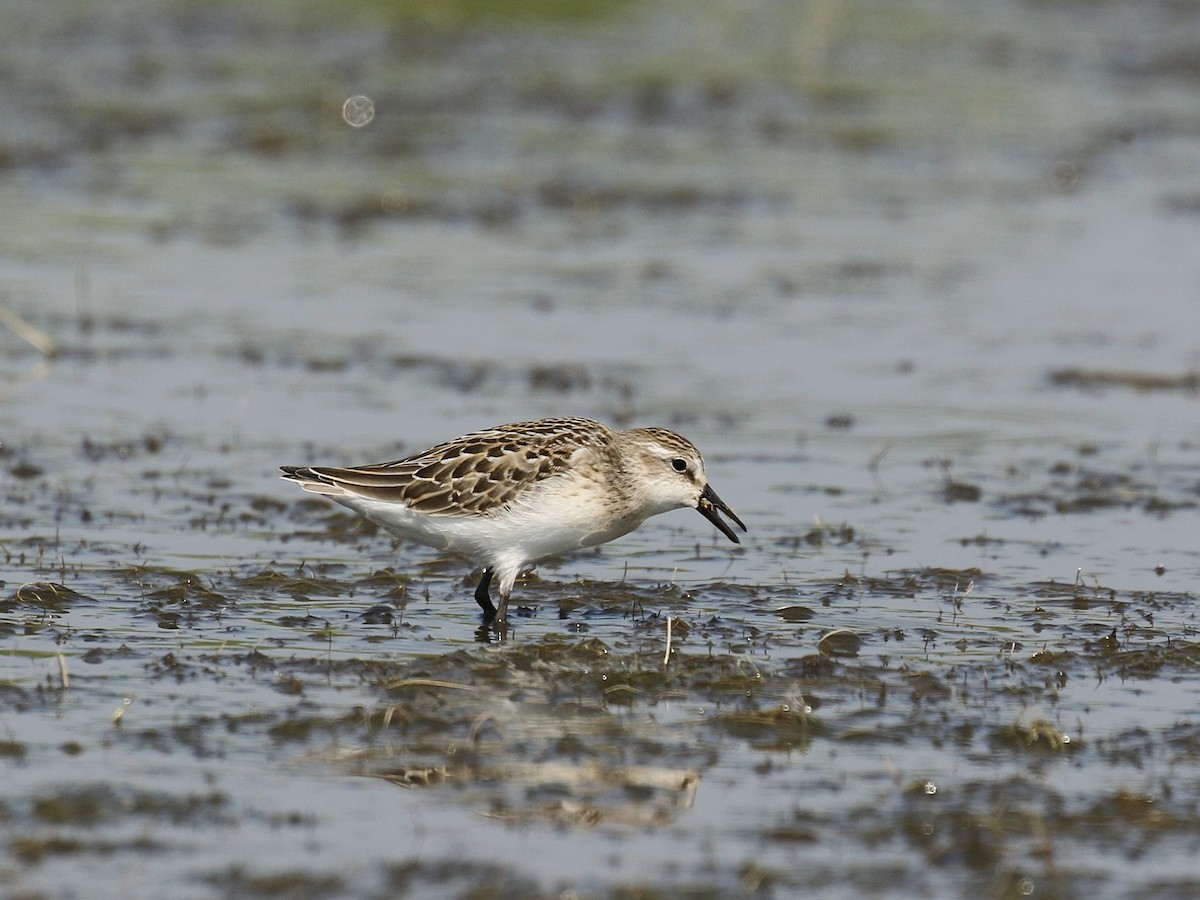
(328, 471, 643, 568)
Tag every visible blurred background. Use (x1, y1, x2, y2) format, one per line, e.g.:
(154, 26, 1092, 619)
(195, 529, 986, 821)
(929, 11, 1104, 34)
(5, 0, 1197, 467)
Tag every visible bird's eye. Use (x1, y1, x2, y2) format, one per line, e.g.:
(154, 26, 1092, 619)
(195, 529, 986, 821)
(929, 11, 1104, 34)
(671, 457, 688, 473)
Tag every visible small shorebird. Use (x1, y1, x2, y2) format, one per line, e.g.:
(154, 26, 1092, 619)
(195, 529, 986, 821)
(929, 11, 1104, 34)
(280, 416, 745, 625)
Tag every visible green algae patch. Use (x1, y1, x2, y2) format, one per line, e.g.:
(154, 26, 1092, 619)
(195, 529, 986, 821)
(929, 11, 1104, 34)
(1049, 367, 1200, 393)
(1, 582, 93, 613)
(346, 0, 637, 27)
(198, 867, 346, 899)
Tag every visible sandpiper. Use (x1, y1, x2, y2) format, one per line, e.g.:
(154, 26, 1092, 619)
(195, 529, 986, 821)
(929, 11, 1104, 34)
(280, 416, 745, 625)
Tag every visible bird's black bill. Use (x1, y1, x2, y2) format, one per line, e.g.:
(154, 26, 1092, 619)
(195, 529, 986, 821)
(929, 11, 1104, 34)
(697, 484, 747, 544)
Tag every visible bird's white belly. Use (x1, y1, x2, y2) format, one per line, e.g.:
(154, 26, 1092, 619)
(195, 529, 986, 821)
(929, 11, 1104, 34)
(332, 478, 640, 567)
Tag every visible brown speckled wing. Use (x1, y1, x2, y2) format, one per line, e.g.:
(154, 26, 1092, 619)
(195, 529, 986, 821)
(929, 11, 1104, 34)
(287, 417, 614, 516)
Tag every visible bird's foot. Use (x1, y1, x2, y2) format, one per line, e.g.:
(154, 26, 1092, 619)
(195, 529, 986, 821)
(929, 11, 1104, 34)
(474, 567, 497, 618)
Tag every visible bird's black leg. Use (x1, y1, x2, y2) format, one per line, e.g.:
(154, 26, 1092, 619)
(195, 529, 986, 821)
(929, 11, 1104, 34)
(474, 567, 497, 619)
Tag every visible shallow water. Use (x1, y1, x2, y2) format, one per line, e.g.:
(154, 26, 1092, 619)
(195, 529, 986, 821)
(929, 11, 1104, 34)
(3, 0, 1200, 897)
